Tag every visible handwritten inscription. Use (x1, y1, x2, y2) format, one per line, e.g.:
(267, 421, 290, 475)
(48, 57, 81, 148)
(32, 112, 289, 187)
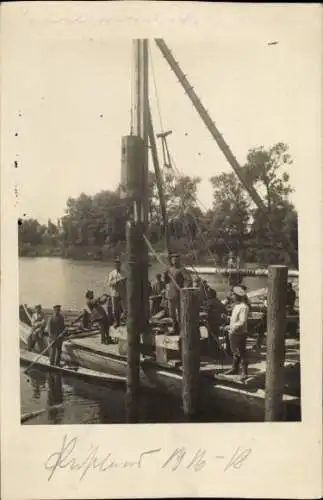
(45, 435, 161, 481)
(161, 447, 207, 472)
(224, 446, 252, 472)
(44, 435, 252, 481)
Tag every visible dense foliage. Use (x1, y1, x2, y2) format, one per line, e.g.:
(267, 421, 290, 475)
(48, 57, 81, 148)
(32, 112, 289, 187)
(18, 143, 298, 267)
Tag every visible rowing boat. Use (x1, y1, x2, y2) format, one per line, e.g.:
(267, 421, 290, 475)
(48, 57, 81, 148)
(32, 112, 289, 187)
(20, 348, 126, 386)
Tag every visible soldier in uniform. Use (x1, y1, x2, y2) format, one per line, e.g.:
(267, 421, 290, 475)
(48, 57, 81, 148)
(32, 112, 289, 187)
(47, 305, 66, 366)
(164, 253, 188, 335)
(27, 304, 46, 352)
(224, 286, 250, 380)
(82, 290, 95, 329)
(107, 258, 126, 327)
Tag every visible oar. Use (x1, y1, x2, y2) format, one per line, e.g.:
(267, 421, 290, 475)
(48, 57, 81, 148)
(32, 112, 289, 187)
(21, 403, 64, 424)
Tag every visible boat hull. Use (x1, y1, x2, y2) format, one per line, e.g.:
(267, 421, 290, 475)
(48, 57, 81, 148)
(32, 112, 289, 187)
(63, 337, 300, 421)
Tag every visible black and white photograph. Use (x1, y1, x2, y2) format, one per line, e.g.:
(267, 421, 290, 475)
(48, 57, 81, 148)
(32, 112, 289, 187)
(18, 25, 303, 426)
(1, 2, 322, 499)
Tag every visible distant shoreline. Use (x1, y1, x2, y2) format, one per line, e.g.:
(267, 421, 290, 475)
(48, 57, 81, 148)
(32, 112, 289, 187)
(18, 244, 210, 265)
(18, 244, 296, 270)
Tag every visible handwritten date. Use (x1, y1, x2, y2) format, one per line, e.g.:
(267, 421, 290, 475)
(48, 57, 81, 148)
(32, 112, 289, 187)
(44, 434, 252, 481)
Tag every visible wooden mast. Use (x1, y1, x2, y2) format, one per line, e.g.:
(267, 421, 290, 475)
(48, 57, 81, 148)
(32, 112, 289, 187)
(133, 39, 150, 330)
(154, 38, 298, 269)
(124, 39, 149, 421)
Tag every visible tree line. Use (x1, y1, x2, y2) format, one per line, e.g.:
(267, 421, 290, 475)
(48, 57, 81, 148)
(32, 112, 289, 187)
(18, 142, 298, 268)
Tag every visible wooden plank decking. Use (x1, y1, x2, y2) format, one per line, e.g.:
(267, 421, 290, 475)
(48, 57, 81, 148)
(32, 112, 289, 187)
(67, 331, 300, 396)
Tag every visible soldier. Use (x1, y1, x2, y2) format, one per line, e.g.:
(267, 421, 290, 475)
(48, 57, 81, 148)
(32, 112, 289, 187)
(47, 305, 66, 366)
(165, 253, 188, 335)
(27, 304, 46, 352)
(107, 258, 126, 327)
(82, 290, 95, 329)
(224, 286, 250, 380)
(94, 296, 112, 345)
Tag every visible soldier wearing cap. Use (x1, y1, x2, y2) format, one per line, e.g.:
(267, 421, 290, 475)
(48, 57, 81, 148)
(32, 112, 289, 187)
(82, 290, 95, 329)
(27, 304, 46, 352)
(82, 290, 112, 344)
(47, 305, 66, 366)
(107, 257, 126, 327)
(224, 285, 249, 380)
(165, 253, 189, 335)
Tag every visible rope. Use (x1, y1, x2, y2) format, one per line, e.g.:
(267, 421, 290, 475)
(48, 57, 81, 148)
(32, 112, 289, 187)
(149, 43, 236, 295)
(143, 234, 182, 292)
(149, 55, 221, 263)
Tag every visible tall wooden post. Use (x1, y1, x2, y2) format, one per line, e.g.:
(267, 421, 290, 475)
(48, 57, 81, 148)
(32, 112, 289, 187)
(123, 39, 149, 421)
(133, 39, 149, 332)
(181, 288, 201, 416)
(125, 221, 143, 421)
(265, 265, 288, 421)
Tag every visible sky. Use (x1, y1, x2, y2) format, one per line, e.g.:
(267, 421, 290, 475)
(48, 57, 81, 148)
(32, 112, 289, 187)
(2, 3, 322, 223)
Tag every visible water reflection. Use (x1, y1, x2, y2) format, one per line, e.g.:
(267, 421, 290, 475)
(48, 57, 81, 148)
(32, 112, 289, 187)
(22, 365, 239, 424)
(47, 374, 64, 424)
(125, 389, 140, 424)
(29, 370, 47, 400)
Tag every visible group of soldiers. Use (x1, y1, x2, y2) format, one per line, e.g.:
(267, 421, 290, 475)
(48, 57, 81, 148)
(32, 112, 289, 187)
(27, 253, 297, 379)
(27, 304, 65, 366)
(98, 253, 253, 380)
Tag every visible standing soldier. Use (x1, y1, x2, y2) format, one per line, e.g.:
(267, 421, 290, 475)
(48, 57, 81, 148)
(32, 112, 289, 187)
(94, 296, 113, 345)
(82, 290, 95, 330)
(27, 304, 46, 352)
(224, 286, 250, 380)
(107, 258, 126, 327)
(165, 253, 188, 335)
(47, 305, 66, 366)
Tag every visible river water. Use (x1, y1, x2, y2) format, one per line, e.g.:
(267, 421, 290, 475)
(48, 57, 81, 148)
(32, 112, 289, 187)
(19, 257, 267, 425)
